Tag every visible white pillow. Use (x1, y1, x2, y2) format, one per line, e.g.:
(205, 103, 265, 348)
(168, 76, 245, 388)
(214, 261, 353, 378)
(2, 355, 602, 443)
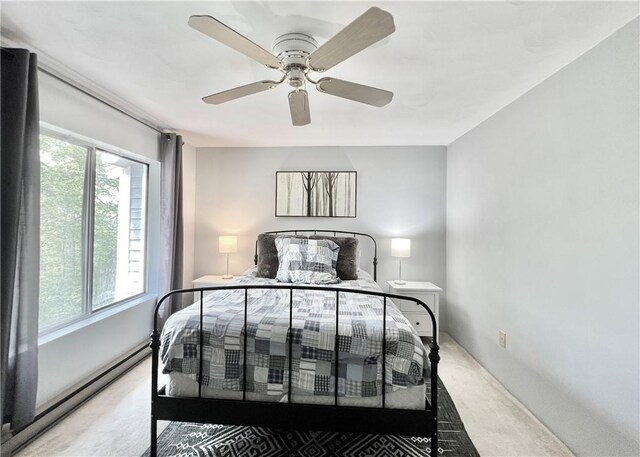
(275, 237, 340, 284)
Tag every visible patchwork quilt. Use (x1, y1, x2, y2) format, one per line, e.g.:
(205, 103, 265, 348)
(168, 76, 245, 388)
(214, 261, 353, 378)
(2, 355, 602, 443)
(160, 268, 429, 398)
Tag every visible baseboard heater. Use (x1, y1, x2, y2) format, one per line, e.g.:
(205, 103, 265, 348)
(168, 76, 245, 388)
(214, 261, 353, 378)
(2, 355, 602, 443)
(2, 342, 150, 456)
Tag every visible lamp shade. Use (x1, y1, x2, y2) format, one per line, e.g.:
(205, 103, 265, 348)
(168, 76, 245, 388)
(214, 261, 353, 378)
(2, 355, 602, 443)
(391, 238, 411, 258)
(219, 235, 238, 254)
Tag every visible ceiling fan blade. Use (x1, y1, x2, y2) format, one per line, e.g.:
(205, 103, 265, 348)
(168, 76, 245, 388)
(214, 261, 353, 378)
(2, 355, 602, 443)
(188, 15, 282, 70)
(316, 77, 393, 107)
(306, 7, 395, 72)
(203, 80, 281, 104)
(288, 90, 310, 126)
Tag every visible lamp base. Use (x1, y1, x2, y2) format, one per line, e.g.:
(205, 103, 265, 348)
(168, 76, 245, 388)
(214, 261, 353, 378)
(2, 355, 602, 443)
(221, 274, 233, 280)
(394, 279, 406, 285)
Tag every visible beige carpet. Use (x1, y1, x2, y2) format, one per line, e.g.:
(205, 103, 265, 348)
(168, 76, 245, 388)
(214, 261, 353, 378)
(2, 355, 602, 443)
(16, 333, 573, 457)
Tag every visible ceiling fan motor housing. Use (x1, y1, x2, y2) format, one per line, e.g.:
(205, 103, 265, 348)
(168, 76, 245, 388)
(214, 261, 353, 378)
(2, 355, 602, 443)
(272, 33, 318, 87)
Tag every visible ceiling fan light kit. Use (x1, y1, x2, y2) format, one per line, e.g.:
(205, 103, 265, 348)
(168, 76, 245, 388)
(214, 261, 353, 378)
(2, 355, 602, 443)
(188, 7, 395, 126)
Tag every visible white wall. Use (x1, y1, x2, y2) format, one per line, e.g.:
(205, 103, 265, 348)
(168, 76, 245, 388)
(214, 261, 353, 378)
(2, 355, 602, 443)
(39, 73, 160, 163)
(36, 72, 162, 406)
(447, 19, 639, 457)
(194, 146, 448, 327)
(37, 72, 198, 406)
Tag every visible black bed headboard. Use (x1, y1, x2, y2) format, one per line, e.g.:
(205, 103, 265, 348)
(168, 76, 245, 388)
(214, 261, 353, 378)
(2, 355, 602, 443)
(254, 230, 378, 281)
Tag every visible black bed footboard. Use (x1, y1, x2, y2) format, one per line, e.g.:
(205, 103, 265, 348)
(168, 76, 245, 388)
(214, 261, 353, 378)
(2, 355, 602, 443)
(149, 284, 440, 457)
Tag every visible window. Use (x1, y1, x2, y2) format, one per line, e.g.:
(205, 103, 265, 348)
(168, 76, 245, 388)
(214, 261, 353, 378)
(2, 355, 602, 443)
(39, 133, 148, 332)
(39, 136, 86, 328)
(92, 151, 147, 309)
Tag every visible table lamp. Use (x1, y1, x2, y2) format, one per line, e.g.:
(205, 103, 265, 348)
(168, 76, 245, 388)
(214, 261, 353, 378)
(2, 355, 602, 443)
(391, 238, 411, 285)
(219, 235, 237, 279)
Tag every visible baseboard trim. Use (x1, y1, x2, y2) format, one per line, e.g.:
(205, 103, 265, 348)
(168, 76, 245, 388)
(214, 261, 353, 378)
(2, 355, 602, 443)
(2, 342, 150, 456)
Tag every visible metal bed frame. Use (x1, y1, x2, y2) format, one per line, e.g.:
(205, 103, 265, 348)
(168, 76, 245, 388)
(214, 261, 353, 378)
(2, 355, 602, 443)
(150, 230, 440, 456)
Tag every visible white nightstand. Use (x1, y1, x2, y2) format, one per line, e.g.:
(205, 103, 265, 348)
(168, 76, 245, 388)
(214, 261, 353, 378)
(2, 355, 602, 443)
(192, 275, 238, 300)
(387, 281, 442, 338)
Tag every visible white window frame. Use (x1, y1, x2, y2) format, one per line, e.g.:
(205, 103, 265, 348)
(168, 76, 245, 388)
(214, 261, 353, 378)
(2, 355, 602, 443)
(39, 125, 150, 335)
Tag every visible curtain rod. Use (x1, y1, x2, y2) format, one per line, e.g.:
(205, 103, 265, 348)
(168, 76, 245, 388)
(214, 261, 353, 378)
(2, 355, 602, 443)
(37, 66, 166, 136)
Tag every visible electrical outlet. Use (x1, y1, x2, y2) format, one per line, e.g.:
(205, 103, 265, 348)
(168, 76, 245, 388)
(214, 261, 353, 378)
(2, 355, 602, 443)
(498, 330, 507, 348)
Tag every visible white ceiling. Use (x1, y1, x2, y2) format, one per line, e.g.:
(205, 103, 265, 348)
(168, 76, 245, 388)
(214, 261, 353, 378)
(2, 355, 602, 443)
(1, 1, 637, 147)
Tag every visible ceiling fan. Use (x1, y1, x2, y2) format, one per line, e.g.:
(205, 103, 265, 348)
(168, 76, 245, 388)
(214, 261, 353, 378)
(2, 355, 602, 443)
(188, 7, 395, 126)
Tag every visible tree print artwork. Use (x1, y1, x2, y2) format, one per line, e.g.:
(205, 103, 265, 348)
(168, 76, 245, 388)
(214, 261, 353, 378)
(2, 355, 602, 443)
(276, 171, 357, 217)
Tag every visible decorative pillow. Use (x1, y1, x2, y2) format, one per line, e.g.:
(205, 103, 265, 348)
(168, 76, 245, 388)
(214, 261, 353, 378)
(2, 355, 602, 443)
(256, 233, 307, 278)
(275, 237, 340, 284)
(309, 235, 359, 280)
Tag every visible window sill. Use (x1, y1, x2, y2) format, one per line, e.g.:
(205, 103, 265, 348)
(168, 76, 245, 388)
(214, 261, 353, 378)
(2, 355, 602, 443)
(38, 293, 157, 346)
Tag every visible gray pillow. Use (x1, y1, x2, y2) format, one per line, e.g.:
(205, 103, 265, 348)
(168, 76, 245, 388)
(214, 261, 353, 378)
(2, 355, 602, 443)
(256, 233, 307, 278)
(309, 235, 359, 280)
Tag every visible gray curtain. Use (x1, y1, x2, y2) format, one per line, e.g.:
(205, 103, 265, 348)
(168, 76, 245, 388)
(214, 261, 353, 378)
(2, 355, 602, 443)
(1, 48, 40, 432)
(157, 133, 184, 325)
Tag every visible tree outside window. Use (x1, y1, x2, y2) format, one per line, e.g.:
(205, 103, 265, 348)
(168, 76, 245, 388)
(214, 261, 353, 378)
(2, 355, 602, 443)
(39, 133, 148, 332)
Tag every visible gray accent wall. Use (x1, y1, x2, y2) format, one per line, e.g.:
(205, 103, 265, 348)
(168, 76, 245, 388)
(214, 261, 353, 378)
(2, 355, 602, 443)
(194, 146, 448, 329)
(447, 18, 639, 456)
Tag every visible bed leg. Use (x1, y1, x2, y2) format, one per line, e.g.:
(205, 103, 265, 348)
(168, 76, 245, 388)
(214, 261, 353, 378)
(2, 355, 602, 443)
(150, 330, 160, 457)
(429, 342, 440, 456)
(150, 416, 157, 457)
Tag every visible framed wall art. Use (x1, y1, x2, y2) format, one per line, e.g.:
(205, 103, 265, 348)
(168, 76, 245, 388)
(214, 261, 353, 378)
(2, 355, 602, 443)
(276, 171, 357, 217)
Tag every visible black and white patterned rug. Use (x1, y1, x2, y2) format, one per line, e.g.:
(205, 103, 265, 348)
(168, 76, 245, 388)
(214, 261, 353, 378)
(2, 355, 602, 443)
(143, 379, 479, 456)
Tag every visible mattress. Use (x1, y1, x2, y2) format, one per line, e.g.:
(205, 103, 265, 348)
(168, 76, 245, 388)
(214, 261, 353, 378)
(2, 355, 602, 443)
(160, 267, 429, 407)
(167, 371, 426, 410)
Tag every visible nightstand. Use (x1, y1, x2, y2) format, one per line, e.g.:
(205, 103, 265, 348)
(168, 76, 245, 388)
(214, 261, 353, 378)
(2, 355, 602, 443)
(192, 275, 238, 301)
(387, 281, 441, 338)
